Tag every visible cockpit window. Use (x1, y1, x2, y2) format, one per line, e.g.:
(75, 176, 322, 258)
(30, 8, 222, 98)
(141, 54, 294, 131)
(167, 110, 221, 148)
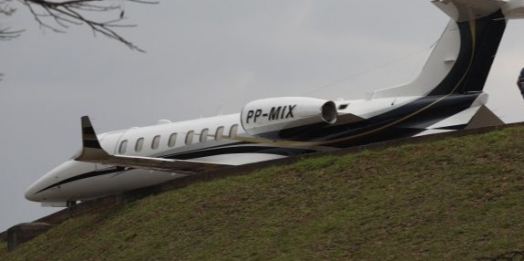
(119, 140, 128, 154)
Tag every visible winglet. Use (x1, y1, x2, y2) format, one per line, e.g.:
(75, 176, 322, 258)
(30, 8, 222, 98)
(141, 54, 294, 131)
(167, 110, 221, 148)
(81, 116, 103, 150)
(76, 116, 111, 161)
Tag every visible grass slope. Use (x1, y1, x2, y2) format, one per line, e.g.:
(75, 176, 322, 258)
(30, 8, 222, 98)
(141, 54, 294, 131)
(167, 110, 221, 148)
(3, 127, 524, 261)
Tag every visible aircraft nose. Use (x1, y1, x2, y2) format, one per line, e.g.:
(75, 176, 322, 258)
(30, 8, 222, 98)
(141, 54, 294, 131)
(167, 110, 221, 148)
(24, 160, 73, 202)
(24, 183, 41, 202)
(24, 171, 52, 202)
(24, 160, 97, 203)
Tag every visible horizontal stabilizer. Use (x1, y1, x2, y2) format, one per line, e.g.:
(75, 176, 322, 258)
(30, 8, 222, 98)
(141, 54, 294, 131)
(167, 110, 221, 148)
(433, 0, 506, 22)
(75, 116, 234, 174)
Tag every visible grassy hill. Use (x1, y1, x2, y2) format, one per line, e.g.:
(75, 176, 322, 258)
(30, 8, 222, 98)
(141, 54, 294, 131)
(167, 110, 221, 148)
(2, 126, 524, 260)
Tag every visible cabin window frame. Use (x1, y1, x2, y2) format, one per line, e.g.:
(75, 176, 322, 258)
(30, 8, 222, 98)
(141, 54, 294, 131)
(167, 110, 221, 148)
(135, 138, 144, 152)
(229, 124, 238, 138)
(118, 140, 128, 154)
(152, 135, 161, 150)
(200, 128, 209, 143)
(185, 131, 194, 145)
(215, 126, 224, 141)
(168, 133, 177, 147)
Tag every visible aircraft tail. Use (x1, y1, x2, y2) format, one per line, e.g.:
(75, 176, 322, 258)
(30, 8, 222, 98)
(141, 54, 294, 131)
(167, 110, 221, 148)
(371, 0, 524, 99)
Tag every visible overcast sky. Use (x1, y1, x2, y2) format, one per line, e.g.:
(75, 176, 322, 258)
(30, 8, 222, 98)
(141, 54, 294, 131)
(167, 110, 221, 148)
(1, 0, 524, 232)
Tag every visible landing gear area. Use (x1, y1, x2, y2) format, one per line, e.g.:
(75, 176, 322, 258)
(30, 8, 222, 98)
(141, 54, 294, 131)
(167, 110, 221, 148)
(66, 201, 77, 207)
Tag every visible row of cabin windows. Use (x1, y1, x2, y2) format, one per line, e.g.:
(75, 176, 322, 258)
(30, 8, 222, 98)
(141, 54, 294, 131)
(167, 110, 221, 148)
(118, 125, 238, 154)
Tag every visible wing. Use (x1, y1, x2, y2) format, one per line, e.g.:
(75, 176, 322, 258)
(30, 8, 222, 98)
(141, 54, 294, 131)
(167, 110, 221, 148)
(75, 116, 234, 174)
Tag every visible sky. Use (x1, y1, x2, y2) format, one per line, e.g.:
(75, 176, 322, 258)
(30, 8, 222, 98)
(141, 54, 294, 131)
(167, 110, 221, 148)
(1, 0, 524, 232)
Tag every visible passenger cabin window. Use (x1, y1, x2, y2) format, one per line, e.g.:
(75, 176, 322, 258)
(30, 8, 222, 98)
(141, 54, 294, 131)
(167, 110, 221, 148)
(135, 138, 144, 152)
(168, 133, 177, 147)
(119, 140, 128, 154)
(152, 135, 161, 150)
(200, 129, 209, 143)
(229, 124, 238, 138)
(185, 131, 194, 145)
(215, 126, 224, 141)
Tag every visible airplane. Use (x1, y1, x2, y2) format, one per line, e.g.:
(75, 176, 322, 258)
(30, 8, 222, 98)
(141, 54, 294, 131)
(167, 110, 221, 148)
(25, 0, 524, 207)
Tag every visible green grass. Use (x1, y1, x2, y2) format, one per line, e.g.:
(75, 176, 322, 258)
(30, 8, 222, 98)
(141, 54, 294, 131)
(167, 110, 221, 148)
(0, 241, 6, 255)
(3, 126, 524, 260)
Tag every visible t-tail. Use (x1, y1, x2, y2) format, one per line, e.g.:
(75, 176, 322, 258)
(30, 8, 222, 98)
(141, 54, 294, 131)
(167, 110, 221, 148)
(371, 0, 524, 98)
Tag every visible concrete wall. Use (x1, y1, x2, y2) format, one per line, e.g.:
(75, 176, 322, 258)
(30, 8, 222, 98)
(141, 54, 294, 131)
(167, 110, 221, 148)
(7, 223, 53, 251)
(0, 231, 6, 243)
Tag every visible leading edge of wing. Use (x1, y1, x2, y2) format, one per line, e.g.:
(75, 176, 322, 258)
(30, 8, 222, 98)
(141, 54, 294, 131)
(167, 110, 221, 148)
(75, 116, 233, 174)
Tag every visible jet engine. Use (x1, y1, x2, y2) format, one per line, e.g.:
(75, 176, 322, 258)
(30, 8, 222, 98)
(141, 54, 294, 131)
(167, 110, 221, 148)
(240, 97, 337, 140)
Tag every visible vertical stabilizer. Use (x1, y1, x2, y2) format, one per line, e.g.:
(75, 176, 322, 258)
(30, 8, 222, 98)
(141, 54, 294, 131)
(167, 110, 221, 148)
(372, 0, 514, 98)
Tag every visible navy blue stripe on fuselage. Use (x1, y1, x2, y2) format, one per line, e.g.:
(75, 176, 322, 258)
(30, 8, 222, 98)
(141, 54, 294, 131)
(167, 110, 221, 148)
(36, 166, 127, 194)
(257, 93, 480, 146)
(162, 145, 316, 160)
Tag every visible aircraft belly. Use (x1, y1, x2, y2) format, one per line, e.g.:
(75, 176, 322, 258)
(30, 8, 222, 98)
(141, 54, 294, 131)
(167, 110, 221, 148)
(45, 169, 182, 202)
(56, 151, 284, 201)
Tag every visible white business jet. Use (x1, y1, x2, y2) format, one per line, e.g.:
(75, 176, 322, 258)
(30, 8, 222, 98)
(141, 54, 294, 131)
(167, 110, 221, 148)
(25, 0, 524, 207)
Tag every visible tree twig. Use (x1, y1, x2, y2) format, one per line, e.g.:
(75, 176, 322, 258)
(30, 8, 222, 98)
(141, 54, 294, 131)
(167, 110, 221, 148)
(12, 0, 158, 51)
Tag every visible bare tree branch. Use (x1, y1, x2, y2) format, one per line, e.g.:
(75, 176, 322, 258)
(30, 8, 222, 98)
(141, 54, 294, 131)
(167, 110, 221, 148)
(0, 26, 23, 39)
(4, 0, 158, 51)
(0, 1, 22, 40)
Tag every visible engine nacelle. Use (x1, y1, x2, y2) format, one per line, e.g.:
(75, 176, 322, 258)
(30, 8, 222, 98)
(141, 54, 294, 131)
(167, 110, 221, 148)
(240, 97, 337, 140)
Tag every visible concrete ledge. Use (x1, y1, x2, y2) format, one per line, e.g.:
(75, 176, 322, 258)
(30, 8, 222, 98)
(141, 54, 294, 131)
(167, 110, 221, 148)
(7, 222, 53, 251)
(0, 231, 6, 243)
